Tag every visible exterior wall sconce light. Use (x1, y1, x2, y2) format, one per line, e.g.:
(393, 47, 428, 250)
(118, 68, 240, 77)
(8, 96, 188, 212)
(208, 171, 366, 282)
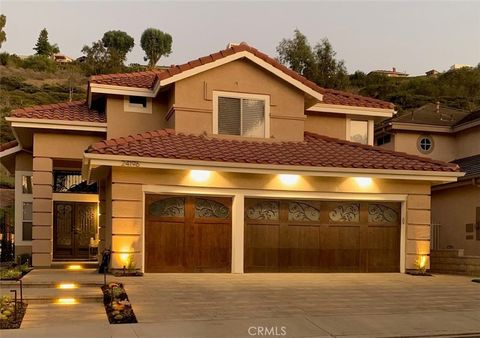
(354, 177, 373, 188)
(190, 170, 211, 182)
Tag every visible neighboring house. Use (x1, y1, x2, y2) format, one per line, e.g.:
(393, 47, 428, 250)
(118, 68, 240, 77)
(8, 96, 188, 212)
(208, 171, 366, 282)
(425, 69, 440, 77)
(0, 43, 461, 273)
(375, 103, 480, 256)
(369, 67, 409, 78)
(52, 53, 74, 63)
(450, 64, 472, 70)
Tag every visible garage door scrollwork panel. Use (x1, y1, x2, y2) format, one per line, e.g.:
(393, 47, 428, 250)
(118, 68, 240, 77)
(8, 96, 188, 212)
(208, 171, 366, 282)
(328, 203, 360, 223)
(288, 201, 320, 222)
(368, 204, 399, 224)
(246, 200, 279, 221)
(195, 198, 230, 218)
(149, 197, 185, 217)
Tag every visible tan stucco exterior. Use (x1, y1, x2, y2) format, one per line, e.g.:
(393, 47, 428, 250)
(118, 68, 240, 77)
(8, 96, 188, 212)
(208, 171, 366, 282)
(391, 132, 457, 163)
(432, 184, 480, 256)
(304, 113, 347, 139)
(102, 166, 432, 271)
(455, 125, 480, 159)
(172, 59, 306, 141)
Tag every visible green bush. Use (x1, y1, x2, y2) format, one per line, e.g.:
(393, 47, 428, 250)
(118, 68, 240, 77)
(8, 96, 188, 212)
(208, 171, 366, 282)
(20, 55, 57, 73)
(0, 52, 9, 65)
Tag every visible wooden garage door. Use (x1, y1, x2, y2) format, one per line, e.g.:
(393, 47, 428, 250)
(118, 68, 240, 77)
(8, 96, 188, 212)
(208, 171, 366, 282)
(244, 199, 400, 272)
(145, 195, 232, 272)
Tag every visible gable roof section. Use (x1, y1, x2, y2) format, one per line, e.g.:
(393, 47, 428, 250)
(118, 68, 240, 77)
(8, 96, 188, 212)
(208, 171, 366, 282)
(389, 103, 469, 127)
(9, 100, 106, 123)
(86, 129, 458, 173)
(90, 44, 394, 110)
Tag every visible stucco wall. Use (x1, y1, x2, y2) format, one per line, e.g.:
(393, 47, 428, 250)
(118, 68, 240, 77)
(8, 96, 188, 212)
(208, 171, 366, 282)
(393, 132, 457, 162)
(105, 166, 432, 271)
(304, 113, 346, 139)
(455, 125, 480, 159)
(106, 94, 170, 139)
(30, 132, 103, 266)
(173, 59, 306, 141)
(432, 184, 480, 256)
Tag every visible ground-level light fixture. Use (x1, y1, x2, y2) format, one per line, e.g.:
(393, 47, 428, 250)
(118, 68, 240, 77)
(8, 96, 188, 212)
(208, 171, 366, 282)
(278, 174, 299, 185)
(66, 265, 83, 271)
(54, 298, 78, 305)
(190, 170, 211, 182)
(57, 283, 77, 289)
(354, 177, 373, 188)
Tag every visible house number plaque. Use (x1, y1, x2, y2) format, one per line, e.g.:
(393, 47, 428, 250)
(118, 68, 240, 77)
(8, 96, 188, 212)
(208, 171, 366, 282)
(122, 161, 140, 167)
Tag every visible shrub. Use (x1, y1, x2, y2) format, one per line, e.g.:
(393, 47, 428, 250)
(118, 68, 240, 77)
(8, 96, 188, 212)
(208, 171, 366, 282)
(0, 52, 8, 65)
(20, 55, 57, 73)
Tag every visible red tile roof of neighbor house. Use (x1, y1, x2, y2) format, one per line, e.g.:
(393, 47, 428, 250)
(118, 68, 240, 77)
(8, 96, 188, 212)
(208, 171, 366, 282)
(0, 140, 19, 152)
(86, 129, 459, 172)
(90, 44, 394, 110)
(10, 100, 106, 123)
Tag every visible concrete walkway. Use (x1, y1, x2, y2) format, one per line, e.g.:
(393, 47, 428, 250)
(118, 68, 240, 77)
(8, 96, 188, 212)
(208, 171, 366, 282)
(1, 271, 479, 338)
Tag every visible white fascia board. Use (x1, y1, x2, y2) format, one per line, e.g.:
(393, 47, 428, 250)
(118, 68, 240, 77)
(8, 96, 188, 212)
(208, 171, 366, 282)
(84, 153, 463, 183)
(390, 122, 452, 133)
(89, 83, 156, 97)
(7, 117, 107, 133)
(0, 145, 22, 159)
(307, 103, 394, 118)
(453, 119, 480, 133)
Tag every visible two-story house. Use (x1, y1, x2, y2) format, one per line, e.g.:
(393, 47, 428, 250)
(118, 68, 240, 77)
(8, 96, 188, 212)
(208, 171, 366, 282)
(375, 103, 480, 256)
(0, 43, 461, 273)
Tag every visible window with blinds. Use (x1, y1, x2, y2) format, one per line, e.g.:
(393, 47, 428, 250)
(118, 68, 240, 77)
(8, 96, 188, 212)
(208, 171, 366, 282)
(218, 96, 265, 138)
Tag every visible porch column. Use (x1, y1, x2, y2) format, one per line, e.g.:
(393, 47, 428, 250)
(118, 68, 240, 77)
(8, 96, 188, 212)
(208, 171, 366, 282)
(31, 157, 53, 267)
(231, 194, 244, 273)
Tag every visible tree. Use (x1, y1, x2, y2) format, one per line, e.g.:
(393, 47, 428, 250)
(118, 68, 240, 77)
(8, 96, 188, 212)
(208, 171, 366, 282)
(0, 15, 6, 49)
(276, 29, 314, 78)
(276, 30, 349, 89)
(101, 30, 134, 68)
(140, 28, 172, 68)
(311, 39, 349, 89)
(33, 28, 59, 56)
(81, 40, 111, 75)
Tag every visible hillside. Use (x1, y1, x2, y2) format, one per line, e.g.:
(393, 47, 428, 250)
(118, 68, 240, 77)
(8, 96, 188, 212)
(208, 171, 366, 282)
(0, 65, 87, 143)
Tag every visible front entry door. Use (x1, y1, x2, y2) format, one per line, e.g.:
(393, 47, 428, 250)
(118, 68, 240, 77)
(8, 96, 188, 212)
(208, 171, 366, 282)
(53, 202, 98, 260)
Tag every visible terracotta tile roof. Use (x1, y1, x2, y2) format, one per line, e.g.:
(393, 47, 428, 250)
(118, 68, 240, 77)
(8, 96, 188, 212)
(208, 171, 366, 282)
(10, 100, 106, 123)
(90, 44, 394, 110)
(0, 140, 19, 152)
(86, 129, 458, 173)
(452, 155, 480, 178)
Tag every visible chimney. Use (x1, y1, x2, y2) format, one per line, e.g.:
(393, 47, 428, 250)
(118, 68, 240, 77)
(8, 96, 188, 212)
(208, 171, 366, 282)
(392, 67, 396, 73)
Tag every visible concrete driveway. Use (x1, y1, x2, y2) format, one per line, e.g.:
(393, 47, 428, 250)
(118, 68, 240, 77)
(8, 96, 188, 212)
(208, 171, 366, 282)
(3, 272, 480, 338)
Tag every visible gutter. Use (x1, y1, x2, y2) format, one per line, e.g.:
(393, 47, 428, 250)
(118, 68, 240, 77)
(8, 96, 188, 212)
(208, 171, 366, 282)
(82, 152, 463, 183)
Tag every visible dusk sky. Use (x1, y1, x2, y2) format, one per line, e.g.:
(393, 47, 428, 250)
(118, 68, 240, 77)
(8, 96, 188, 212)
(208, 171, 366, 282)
(2, 1, 479, 75)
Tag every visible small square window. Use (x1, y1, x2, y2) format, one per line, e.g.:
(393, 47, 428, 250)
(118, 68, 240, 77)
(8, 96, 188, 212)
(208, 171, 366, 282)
(349, 120, 368, 144)
(22, 222, 32, 241)
(217, 96, 266, 138)
(129, 96, 147, 108)
(22, 176, 32, 194)
(23, 202, 32, 221)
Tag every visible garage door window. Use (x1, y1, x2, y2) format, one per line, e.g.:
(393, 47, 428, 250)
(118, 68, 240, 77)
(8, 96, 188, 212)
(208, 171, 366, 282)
(246, 200, 279, 221)
(288, 201, 320, 222)
(368, 204, 399, 224)
(148, 197, 185, 217)
(195, 198, 230, 218)
(328, 203, 360, 223)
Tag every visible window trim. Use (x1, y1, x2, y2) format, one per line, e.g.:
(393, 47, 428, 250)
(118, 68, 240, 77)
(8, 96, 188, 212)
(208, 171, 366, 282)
(123, 95, 152, 114)
(346, 118, 373, 145)
(15, 171, 33, 245)
(213, 91, 270, 138)
(417, 135, 434, 154)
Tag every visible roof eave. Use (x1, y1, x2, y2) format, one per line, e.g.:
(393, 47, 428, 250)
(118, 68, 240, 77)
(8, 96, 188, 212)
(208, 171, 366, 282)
(82, 152, 462, 183)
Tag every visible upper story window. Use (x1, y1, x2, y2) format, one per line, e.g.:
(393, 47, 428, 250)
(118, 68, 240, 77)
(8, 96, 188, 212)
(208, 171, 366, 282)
(417, 135, 434, 154)
(22, 175, 32, 194)
(376, 134, 392, 146)
(124, 95, 152, 114)
(213, 92, 270, 138)
(53, 171, 98, 194)
(349, 119, 369, 145)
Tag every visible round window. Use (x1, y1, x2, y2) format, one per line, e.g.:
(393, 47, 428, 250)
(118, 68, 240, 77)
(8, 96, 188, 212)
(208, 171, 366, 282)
(417, 135, 434, 154)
